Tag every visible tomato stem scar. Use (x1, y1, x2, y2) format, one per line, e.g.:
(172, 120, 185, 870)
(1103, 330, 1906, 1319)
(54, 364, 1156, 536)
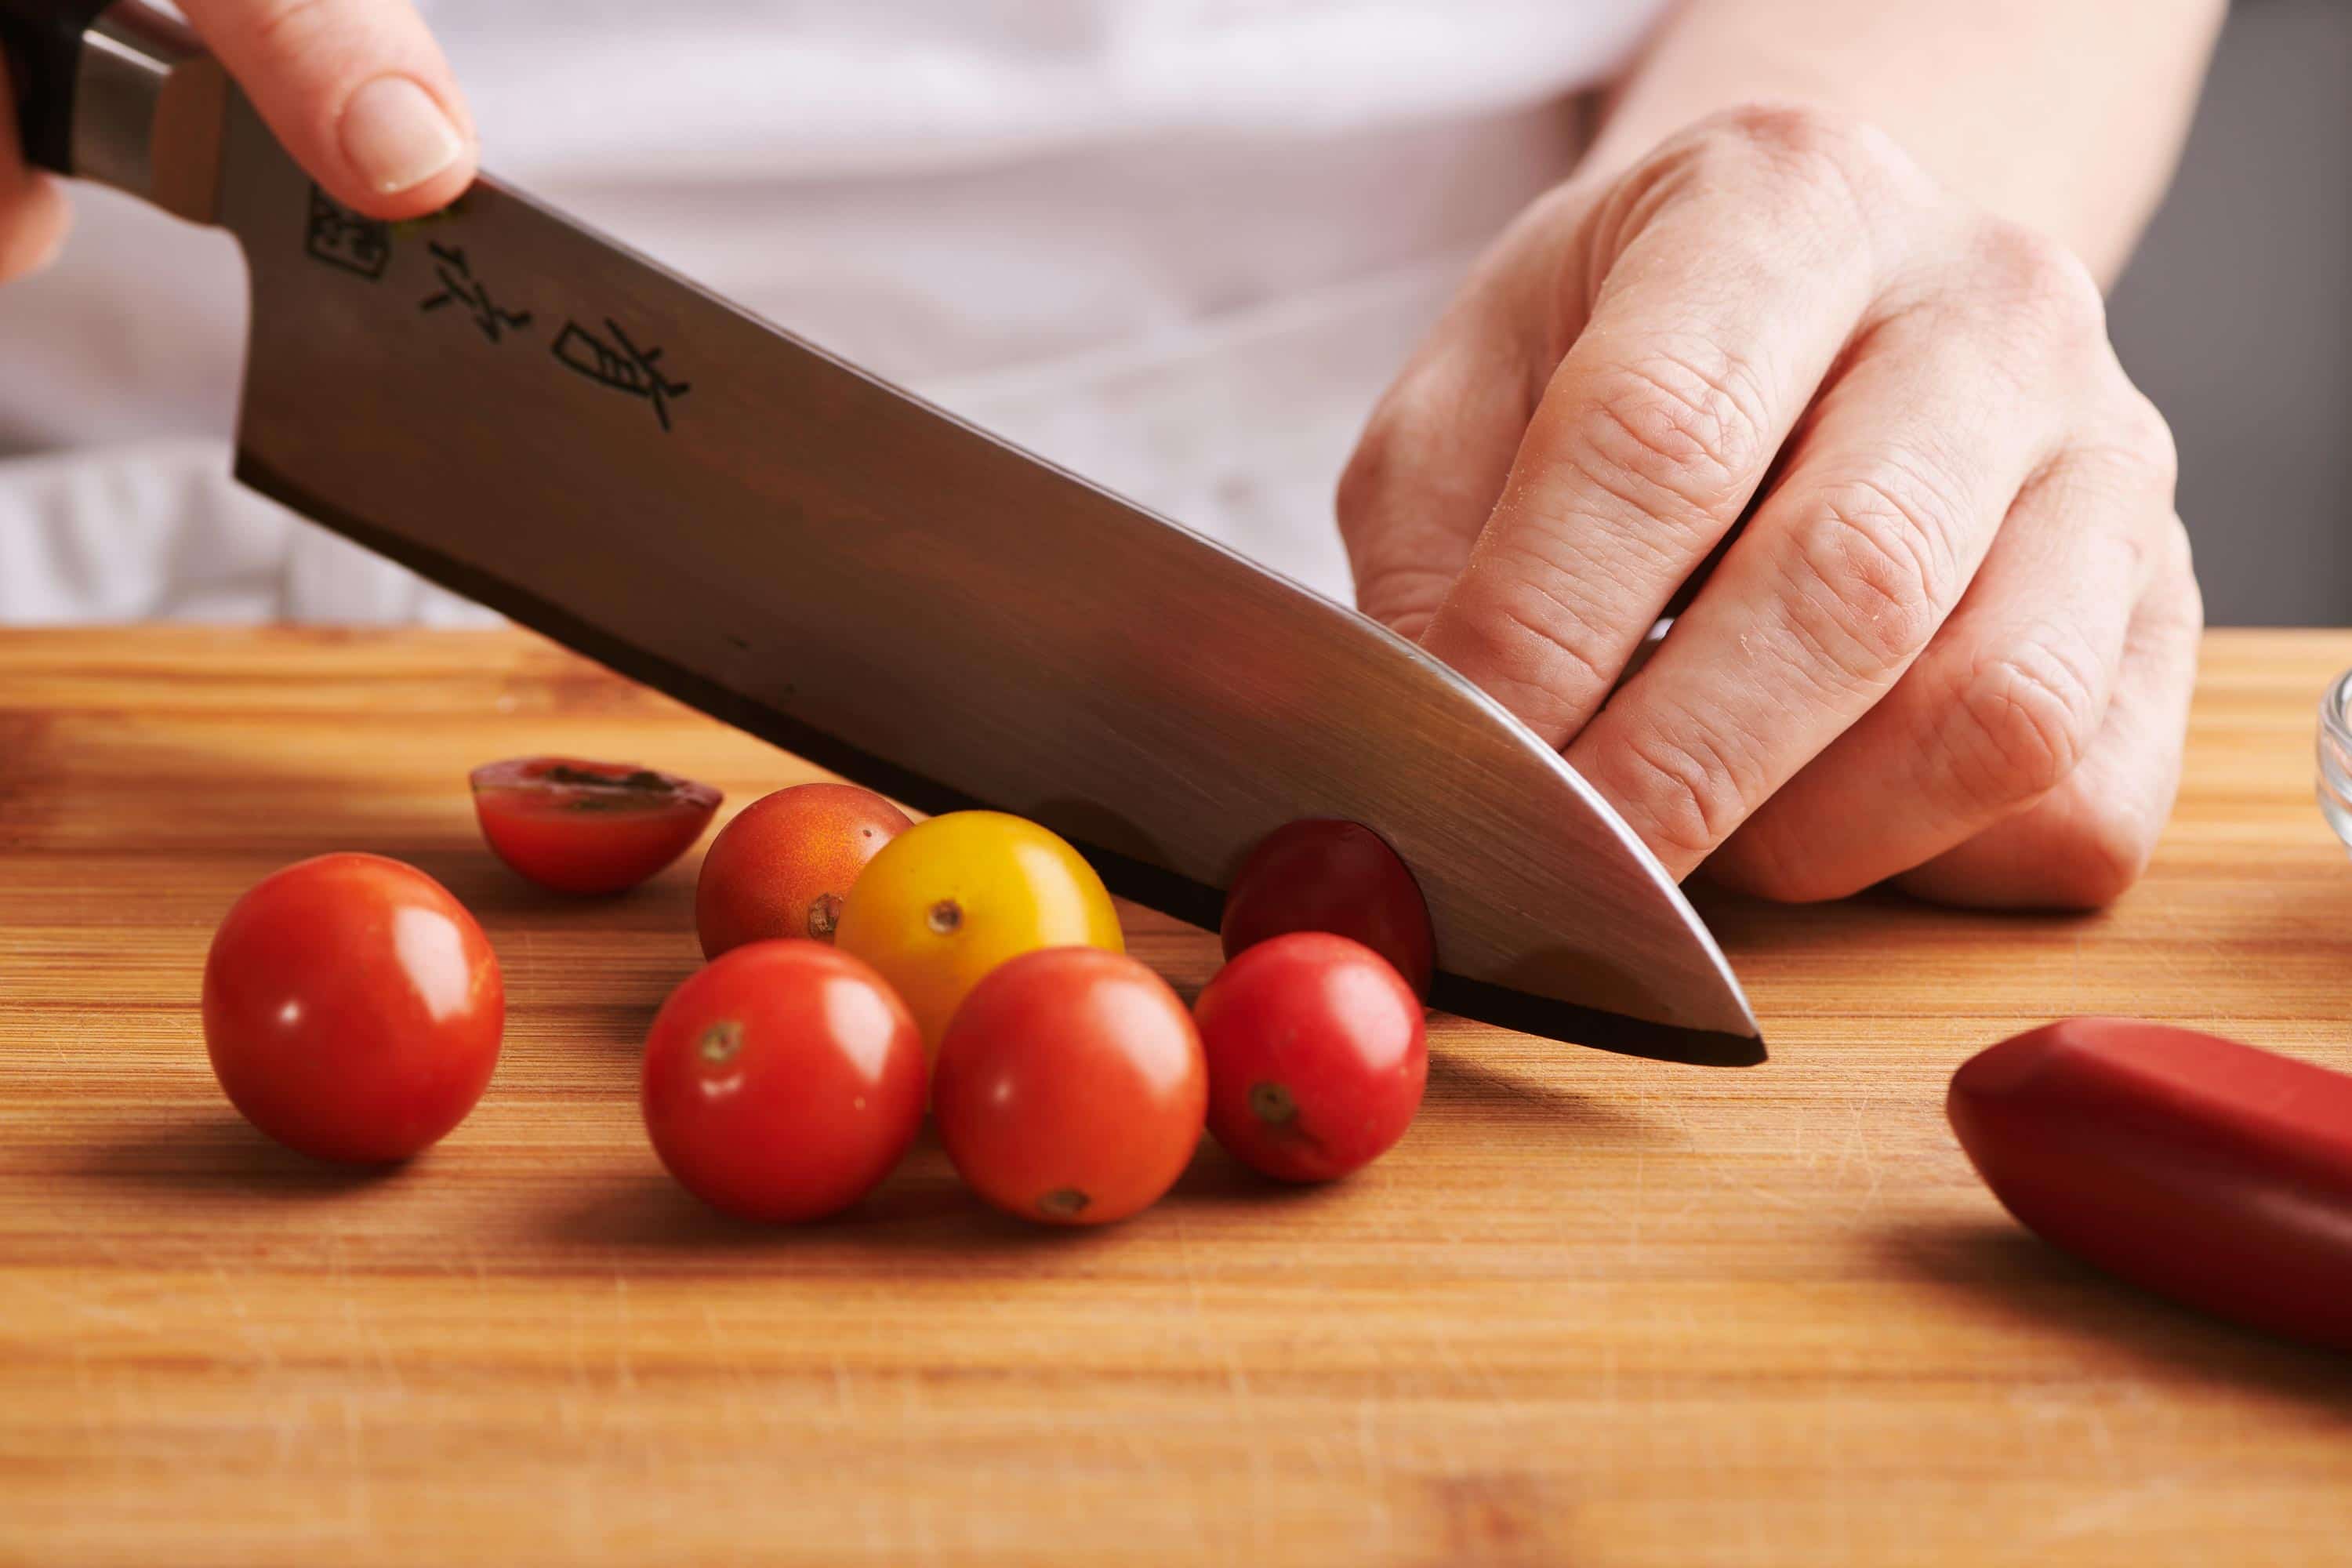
(1037, 1188, 1091, 1218)
(697, 1020, 744, 1065)
(808, 892, 844, 940)
(1248, 1082, 1298, 1126)
(926, 898, 963, 935)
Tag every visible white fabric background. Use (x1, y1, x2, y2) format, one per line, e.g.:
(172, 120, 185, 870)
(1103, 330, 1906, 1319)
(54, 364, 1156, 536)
(0, 1, 1664, 622)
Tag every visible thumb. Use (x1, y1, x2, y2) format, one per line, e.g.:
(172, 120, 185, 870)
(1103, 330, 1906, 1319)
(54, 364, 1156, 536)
(180, 0, 476, 219)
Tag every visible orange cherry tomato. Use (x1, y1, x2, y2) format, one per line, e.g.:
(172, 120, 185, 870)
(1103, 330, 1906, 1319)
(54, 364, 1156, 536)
(470, 756, 721, 895)
(834, 811, 1123, 1052)
(641, 941, 927, 1223)
(932, 947, 1206, 1225)
(202, 853, 503, 1163)
(695, 782, 913, 959)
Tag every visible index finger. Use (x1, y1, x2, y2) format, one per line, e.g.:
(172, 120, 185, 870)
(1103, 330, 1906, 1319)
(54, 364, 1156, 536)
(1418, 107, 1903, 745)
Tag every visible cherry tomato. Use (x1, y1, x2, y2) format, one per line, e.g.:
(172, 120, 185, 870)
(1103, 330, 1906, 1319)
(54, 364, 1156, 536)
(695, 782, 913, 959)
(834, 810, 1123, 1051)
(470, 756, 721, 895)
(202, 853, 503, 1163)
(641, 940, 926, 1223)
(1193, 932, 1426, 1182)
(933, 947, 1206, 1225)
(1220, 819, 1435, 998)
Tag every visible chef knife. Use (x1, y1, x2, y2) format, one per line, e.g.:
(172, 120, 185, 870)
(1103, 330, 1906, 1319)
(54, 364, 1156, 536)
(1, 0, 1763, 1064)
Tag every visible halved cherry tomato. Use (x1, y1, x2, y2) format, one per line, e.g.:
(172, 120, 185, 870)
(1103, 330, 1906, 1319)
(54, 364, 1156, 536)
(1220, 819, 1435, 998)
(470, 756, 721, 895)
(641, 940, 926, 1223)
(932, 947, 1205, 1225)
(834, 811, 1123, 1051)
(1194, 931, 1426, 1182)
(696, 782, 913, 959)
(202, 853, 503, 1163)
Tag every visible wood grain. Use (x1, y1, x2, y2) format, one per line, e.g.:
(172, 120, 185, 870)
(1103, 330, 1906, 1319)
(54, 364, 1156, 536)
(2, 625, 2349, 1567)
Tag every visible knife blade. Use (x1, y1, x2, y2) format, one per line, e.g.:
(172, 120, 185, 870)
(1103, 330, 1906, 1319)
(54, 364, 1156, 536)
(12, 2, 1762, 1064)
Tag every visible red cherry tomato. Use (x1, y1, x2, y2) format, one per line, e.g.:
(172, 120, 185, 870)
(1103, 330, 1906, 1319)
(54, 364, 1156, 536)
(641, 940, 927, 1222)
(695, 782, 913, 959)
(470, 756, 721, 895)
(932, 948, 1206, 1225)
(1221, 819, 1435, 998)
(202, 853, 503, 1163)
(1194, 932, 1427, 1182)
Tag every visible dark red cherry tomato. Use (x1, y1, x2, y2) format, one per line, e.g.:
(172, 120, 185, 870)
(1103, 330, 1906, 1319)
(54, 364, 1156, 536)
(202, 853, 503, 1163)
(641, 940, 927, 1223)
(1949, 1017, 2352, 1352)
(470, 756, 721, 895)
(1194, 931, 1426, 1182)
(695, 782, 913, 959)
(932, 947, 1206, 1225)
(1220, 819, 1435, 998)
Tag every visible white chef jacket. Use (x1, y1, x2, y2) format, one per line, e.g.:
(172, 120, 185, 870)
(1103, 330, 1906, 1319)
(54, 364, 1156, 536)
(0, 1, 1664, 622)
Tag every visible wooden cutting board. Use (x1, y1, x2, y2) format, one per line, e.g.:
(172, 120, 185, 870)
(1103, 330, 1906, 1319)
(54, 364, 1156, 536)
(2, 625, 2348, 1567)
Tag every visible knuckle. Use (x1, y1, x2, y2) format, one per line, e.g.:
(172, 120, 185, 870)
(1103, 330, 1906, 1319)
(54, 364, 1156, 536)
(241, 0, 339, 58)
(1462, 545, 1616, 701)
(1615, 720, 1754, 865)
(2107, 388, 2181, 494)
(1968, 220, 2105, 345)
(2039, 797, 2156, 909)
(1949, 634, 2104, 805)
(1782, 473, 1956, 678)
(1578, 347, 1772, 520)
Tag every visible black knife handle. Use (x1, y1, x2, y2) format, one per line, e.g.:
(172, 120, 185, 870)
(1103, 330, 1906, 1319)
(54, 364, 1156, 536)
(1, 0, 113, 173)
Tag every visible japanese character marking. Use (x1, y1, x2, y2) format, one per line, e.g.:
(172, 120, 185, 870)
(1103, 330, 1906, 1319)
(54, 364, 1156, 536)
(550, 318, 691, 432)
(419, 244, 533, 343)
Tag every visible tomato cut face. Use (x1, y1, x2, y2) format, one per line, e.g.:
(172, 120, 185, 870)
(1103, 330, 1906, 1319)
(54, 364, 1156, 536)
(202, 853, 504, 1163)
(1220, 819, 1436, 999)
(470, 756, 721, 895)
(641, 940, 927, 1223)
(1194, 931, 1426, 1183)
(931, 947, 1206, 1225)
(696, 782, 913, 959)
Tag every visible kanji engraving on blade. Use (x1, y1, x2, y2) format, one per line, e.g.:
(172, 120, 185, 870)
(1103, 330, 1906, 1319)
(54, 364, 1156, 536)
(303, 185, 390, 280)
(550, 318, 691, 432)
(419, 244, 533, 343)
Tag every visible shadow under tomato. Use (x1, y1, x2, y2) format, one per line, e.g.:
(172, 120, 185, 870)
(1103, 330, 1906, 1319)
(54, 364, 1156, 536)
(74, 1107, 415, 1198)
(534, 1162, 1128, 1261)
(1874, 1217, 2352, 1413)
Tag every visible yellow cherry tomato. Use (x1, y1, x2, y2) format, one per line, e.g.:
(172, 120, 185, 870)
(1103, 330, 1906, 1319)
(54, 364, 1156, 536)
(835, 811, 1123, 1050)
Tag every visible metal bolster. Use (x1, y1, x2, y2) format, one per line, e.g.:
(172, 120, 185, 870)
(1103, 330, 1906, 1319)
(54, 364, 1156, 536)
(71, 1, 226, 223)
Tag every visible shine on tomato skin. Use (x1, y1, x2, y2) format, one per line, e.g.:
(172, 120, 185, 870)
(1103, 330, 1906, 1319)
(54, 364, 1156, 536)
(201, 853, 504, 1164)
(470, 756, 722, 896)
(641, 940, 927, 1223)
(1193, 931, 1426, 1183)
(932, 947, 1206, 1226)
(1220, 819, 1435, 999)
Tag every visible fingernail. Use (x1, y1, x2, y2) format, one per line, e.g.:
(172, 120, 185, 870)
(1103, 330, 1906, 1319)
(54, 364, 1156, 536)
(339, 75, 464, 196)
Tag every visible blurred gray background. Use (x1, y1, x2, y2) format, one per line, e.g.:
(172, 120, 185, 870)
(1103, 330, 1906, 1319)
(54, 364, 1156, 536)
(2110, 0, 2351, 625)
